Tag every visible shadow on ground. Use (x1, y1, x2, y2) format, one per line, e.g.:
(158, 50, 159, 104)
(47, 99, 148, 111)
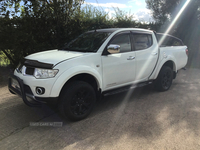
(0, 69, 200, 149)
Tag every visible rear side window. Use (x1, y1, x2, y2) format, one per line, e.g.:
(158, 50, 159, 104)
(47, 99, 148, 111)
(171, 39, 183, 46)
(133, 34, 153, 50)
(157, 34, 183, 47)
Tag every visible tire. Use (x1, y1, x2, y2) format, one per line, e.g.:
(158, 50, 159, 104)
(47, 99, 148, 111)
(59, 81, 96, 121)
(155, 66, 173, 92)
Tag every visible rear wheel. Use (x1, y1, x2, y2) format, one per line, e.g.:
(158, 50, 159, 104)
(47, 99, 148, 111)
(155, 66, 173, 92)
(59, 81, 96, 121)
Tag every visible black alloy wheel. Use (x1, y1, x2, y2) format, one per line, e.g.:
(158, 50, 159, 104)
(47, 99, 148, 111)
(59, 81, 96, 121)
(161, 69, 172, 89)
(70, 87, 93, 116)
(155, 66, 173, 91)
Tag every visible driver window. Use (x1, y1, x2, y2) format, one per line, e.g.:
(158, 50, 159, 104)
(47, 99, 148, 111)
(110, 34, 131, 53)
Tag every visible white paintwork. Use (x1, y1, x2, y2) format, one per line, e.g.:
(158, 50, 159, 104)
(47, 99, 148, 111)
(25, 50, 88, 66)
(102, 51, 136, 90)
(134, 34, 159, 82)
(148, 46, 188, 80)
(13, 28, 188, 99)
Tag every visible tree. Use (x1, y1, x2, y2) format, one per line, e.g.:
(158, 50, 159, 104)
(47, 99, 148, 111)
(0, 1, 159, 67)
(146, 0, 200, 35)
(146, 0, 200, 23)
(0, 0, 83, 66)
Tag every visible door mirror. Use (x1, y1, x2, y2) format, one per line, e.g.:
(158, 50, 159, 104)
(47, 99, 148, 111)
(107, 44, 120, 54)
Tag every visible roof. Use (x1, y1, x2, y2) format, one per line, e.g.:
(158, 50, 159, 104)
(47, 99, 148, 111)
(88, 28, 120, 33)
(87, 28, 153, 33)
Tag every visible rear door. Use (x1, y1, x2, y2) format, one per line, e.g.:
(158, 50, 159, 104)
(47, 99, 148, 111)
(132, 32, 159, 81)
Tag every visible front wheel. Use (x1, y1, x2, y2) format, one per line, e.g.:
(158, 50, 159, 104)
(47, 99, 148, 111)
(59, 81, 96, 121)
(155, 66, 173, 92)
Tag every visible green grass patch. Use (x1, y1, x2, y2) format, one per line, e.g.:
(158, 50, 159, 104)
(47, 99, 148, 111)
(0, 52, 10, 67)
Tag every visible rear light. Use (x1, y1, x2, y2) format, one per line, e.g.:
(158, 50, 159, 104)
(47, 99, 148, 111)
(185, 49, 188, 56)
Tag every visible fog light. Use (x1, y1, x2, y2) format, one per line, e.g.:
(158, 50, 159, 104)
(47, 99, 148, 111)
(36, 87, 45, 95)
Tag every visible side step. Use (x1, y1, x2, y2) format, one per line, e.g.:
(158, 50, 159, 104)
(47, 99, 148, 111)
(103, 81, 153, 96)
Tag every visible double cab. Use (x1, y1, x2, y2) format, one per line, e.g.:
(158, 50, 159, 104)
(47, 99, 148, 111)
(9, 28, 188, 121)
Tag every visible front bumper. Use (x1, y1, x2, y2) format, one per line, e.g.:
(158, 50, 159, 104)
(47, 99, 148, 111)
(8, 74, 58, 107)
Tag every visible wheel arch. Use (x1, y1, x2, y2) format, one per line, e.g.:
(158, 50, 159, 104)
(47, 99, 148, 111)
(50, 65, 102, 98)
(152, 59, 177, 80)
(163, 60, 176, 71)
(59, 73, 101, 99)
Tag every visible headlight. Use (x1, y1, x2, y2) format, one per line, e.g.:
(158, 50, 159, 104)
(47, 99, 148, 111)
(34, 68, 59, 79)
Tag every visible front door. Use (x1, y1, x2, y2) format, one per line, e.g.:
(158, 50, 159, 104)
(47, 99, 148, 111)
(102, 32, 136, 90)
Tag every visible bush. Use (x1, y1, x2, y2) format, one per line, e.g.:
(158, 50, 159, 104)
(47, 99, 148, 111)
(0, 2, 157, 68)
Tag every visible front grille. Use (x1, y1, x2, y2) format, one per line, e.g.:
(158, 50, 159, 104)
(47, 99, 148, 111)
(25, 67, 35, 75)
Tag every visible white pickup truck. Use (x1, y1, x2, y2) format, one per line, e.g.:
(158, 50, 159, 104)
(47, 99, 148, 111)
(9, 28, 188, 121)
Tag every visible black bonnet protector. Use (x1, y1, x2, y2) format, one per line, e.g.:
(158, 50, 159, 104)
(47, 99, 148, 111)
(24, 59, 54, 69)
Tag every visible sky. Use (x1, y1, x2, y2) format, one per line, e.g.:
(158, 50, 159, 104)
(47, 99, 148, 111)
(83, 0, 154, 22)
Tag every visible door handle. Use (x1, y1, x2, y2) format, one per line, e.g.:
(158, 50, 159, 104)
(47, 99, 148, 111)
(127, 56, 135, 60)
(152, 52, 158, 55)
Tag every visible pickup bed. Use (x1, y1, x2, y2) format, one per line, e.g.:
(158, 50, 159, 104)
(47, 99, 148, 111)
(8, 28, 188, 121)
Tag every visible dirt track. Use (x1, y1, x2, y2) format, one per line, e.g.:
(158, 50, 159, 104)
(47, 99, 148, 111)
(0, 68, 200, 150)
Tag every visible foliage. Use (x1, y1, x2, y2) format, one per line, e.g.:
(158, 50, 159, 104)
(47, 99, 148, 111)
(146, 0, 200, 23)
(0, 51, 10, 66)
(0, 0, 84, 67)
(0, 1, 158, 67)
(146, 0, 200, 36)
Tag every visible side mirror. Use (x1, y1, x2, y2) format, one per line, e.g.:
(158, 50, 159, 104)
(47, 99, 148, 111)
(107, 44, 120, 54)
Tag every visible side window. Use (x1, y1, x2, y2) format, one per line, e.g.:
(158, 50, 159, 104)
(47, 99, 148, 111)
(158, 36, 172, 46)
(157, 34, 183, 47)
(164, 37, 171, 46)
(110, 34, 131, 53)
(171, 38, 183, 46)
(133, 34, 153, 50)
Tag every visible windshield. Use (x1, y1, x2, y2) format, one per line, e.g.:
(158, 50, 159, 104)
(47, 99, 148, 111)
(60, 32, 111, 52)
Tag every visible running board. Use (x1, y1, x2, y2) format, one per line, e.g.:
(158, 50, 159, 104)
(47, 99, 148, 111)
(103, 81, 153, 96)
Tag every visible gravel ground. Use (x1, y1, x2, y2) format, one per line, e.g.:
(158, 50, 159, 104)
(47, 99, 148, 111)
(0, 66, 12, 87)
(0, 68, 200, 150)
